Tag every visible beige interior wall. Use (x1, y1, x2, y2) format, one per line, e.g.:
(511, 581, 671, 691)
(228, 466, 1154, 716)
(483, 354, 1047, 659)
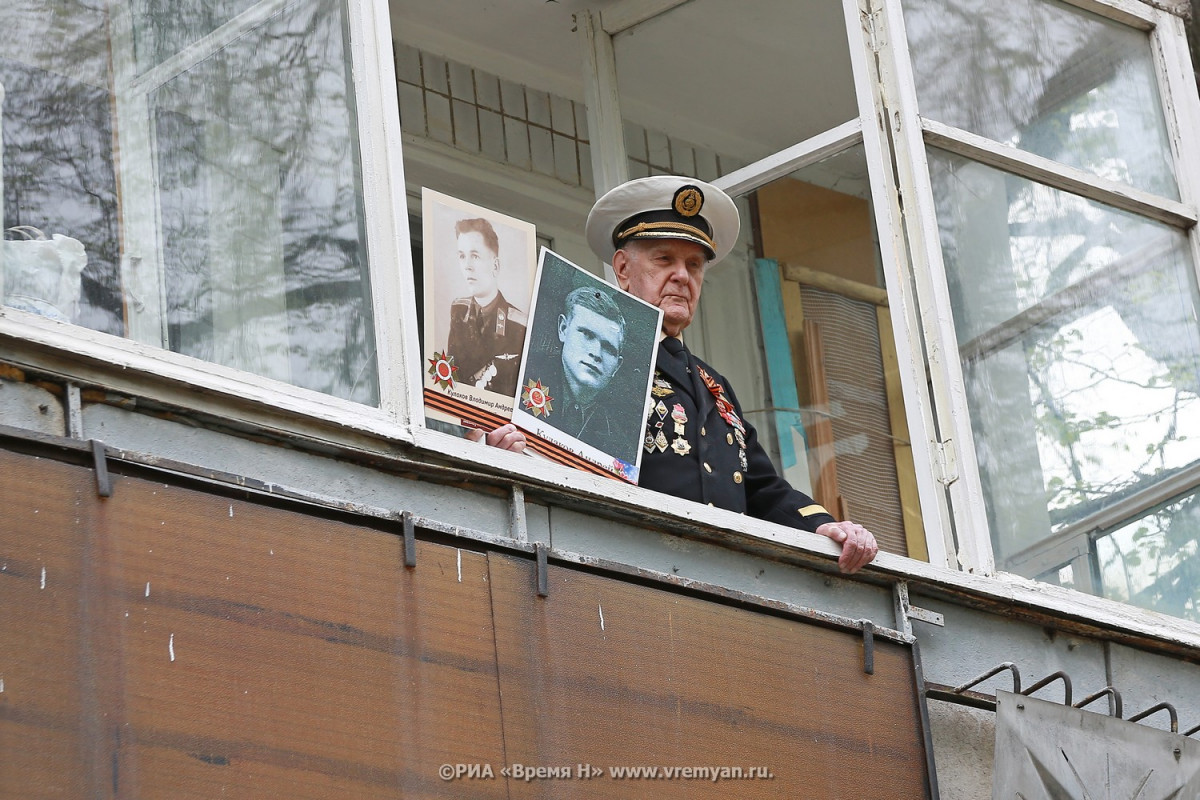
(756, 178, 877, 288)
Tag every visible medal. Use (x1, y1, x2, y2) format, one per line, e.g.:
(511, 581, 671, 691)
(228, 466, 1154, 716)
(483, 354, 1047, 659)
(651, 376, 674, 398)
(521, 379, 554, 417)
(697, 366, 745, 436)
(426, 351, 458, 390)
(671, 403, 687, 435)
(655, 430, 669, 452)
(671, 437, 692, 456)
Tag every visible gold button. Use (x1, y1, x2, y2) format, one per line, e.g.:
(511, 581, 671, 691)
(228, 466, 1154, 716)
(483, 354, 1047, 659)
(733, 471, 743, 484)
(703, 462, 712, 473)
(701, 426, 707, 436)
(708, 502, 715, 506)
(727, 433, 734, 445)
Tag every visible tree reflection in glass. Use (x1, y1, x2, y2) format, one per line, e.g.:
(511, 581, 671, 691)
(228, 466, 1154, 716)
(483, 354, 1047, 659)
(932, 150, 1200, 619)
(150, 0, 377, 403)
(0, 1, 123, 334)
(1, 0, 378, 405)
(902, 0, 1178, 199)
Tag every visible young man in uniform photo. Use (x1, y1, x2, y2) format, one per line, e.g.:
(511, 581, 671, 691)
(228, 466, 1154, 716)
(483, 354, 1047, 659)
(524, 285, 628, 456)
(446, 217, 526, 396)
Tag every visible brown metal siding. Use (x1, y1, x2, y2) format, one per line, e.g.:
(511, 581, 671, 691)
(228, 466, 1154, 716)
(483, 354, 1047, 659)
(0, 447, 930, 798)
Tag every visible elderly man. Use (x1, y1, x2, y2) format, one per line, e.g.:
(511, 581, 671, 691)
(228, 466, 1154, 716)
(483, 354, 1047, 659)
(481, 176, 878, 574)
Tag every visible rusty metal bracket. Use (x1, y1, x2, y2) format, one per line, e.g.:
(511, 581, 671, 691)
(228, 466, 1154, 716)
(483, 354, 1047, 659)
(1022, 670, 1071, 706)
(90, 439, 112, 497)
(1074, 687, 1122, 719)
(536, 542, 548, 597)
(1128, 701, 1178, 734)
(893, 582, 945, 638)
(953, 662, 1022, 695)
(403, 511, 416, 568)
(509, 485, 528, 543)
(861, 620, 875, 675)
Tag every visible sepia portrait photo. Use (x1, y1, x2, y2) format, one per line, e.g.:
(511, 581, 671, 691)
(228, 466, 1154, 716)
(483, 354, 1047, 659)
(421, 188, 537, 429)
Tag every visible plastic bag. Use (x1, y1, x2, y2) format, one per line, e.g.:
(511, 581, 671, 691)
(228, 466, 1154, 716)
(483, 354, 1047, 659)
(3, 225, 88, 322)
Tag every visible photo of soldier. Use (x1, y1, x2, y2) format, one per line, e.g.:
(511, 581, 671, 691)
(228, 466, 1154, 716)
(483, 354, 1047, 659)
(446, 217, 526, 397)
(515, 248, 662, 472)
(523, 286, 626, 455)
(421, 188, 536, 430)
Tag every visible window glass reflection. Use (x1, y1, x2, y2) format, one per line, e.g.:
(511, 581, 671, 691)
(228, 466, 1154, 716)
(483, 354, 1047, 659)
(129, 0, 261, 72)
(930, 151, 1200, 584)
(151, 0, 376, 402)
(903, 0, 1178, 199)
(1096, 491, 1200, 622)
(729, 146, 923, 558)
(1, 0, 378, 405)
(1, 1, 124, 335)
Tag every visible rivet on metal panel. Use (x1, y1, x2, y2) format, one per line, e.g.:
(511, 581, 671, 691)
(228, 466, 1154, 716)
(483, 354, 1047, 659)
(90, 439, 112, 497)
(861, 620, 875, 675)
(536, 542, 548, 598)
(403, 511, 416, 568)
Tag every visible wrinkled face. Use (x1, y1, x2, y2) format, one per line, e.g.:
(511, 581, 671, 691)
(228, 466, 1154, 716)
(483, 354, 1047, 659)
(558, 305, 624, 396)
(456, 230, 500, 303)
(612, 239, 708, 337)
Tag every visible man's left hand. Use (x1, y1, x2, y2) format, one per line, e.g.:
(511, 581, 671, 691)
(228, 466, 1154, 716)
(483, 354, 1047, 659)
(815, 521, 879, 574)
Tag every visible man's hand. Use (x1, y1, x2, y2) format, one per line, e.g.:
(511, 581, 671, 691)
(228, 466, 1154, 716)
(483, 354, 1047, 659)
(466, 423, 528, 453)
(815, 521, 879, 574)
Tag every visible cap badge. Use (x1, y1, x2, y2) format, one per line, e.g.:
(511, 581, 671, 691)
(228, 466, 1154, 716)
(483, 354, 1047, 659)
(672, 185, 704, 218)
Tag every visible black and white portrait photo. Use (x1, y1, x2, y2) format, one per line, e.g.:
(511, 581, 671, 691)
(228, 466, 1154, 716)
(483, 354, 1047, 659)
(513, 248, 662, 481)
(421, 189, 537, 429)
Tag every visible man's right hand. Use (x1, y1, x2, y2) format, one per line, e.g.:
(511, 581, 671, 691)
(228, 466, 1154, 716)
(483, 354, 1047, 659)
(466, 423, 528, 453)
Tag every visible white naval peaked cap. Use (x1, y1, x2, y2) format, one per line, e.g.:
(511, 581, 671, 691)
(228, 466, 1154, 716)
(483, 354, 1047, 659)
(585, 175, 740, 267)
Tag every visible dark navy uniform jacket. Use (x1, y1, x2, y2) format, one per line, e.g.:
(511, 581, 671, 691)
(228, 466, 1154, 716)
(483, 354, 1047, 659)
(638, 338, 836, 533)
(447, 291, 526, 397)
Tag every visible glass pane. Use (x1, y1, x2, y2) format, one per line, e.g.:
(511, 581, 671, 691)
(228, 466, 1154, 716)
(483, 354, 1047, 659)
(150, 0, 376, 402)
(903, 0, 1178, 199)
(129, 0, 261, 72)
(723, 146, 922, 558)
(1, 0, 378, 405)
(929, 150, 1200, 567)
(614, 0, 857, 173)
(1, 1, 124, 334)
(1096, 490, 1200, 622)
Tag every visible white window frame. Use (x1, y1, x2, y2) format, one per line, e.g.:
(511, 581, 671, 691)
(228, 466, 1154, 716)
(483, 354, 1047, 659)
(870, 0, 1200, 578)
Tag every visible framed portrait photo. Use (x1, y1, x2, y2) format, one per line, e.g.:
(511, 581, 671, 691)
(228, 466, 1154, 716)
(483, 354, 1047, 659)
(513, 247, 663, 483)
(421, 188, 537, 430)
